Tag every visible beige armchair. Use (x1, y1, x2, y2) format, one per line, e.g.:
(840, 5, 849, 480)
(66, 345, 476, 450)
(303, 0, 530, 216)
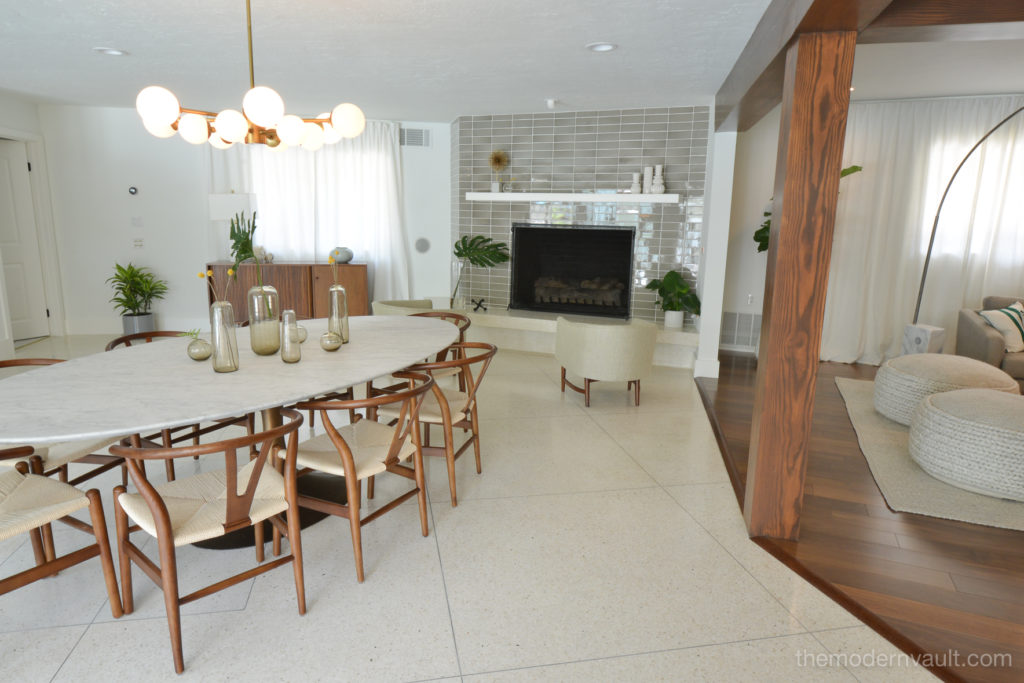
(956, 295, 1024, 390)
(555, 317, 657, 407)
(371, 299, 434, 316)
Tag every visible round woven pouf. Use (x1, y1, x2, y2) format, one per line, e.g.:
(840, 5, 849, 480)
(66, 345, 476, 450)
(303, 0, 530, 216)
(873, 353, 1019, 426)
(909, 389, 1024, 501)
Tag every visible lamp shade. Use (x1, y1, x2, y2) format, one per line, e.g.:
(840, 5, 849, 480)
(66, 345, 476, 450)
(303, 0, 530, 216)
(277, 114, 307, 146)
(136, 86, 180, 126)
(143, 118, 176, 139)
(301, 122, 325, 151)
(178, 113, 210, 144)
(242, 86, 284, 128)
(331, 103, 366, 138)
(214, 109, 249, 143)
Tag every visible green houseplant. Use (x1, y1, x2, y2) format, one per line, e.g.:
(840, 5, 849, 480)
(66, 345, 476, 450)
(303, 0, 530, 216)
(451, 235, 510, 307)
(107, 262, 169, 334)
(645, 269, 700, 329)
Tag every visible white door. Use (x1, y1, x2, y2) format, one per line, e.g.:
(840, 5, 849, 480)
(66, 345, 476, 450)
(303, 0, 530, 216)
(0, 140, 49, 340)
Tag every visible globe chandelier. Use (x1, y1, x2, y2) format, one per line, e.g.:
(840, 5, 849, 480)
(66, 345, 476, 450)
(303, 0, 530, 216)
(135, 0, 365, 150)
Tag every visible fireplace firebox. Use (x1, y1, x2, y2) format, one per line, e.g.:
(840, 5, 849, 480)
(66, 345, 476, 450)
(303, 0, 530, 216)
(509, 223, 634, 318)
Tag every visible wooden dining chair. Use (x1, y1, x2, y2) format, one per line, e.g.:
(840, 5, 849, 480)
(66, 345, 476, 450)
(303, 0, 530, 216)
(374, 342, 496, 507)
(110, 408, 306, 674)
(410, 311, 471, 344)
(0, 359, 126, 487)
(0, 461, 122, 619)
(291, 371, 433, 583)
(104, 330, 187, 351)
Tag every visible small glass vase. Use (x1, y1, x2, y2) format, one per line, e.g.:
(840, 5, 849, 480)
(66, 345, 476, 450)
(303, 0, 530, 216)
(247, 284, 280, 355)
(210, 301, 239, 373)
(327, 283, 350, 344)
(450, 259, 466, 309)
(280, 309, 301, 363)
(187, 337, 212, 361)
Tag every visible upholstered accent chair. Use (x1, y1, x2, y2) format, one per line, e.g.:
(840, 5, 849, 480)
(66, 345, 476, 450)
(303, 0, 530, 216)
(956, 295, 1024, 390)
(555, 317, 657, 407)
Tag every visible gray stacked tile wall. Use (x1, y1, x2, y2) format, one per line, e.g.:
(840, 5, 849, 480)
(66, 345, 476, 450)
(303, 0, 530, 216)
(450, 107, 709, 324)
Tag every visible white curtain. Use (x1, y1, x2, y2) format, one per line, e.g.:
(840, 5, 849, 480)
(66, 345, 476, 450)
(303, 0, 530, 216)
(821, 94, 1024, 364)
(209, 120, 410, 301)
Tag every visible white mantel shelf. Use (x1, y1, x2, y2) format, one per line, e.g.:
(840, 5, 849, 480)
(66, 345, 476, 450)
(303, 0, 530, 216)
(465, 192, 680, 204)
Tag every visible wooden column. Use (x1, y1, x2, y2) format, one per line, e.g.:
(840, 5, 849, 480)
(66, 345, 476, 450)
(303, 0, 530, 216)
(744, 31, 856, 539)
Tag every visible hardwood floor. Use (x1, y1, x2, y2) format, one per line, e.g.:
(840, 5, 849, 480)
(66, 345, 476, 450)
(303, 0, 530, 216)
(696, 354, 1024, 683)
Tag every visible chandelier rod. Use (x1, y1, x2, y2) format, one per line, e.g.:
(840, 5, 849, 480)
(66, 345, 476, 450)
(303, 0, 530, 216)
(246, 0, 255, 90)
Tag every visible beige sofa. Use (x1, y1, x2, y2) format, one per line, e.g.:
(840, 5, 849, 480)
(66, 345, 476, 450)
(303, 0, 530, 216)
(956, 295, 1024, 390)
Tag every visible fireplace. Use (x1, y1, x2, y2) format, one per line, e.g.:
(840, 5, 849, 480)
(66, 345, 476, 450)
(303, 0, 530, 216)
(509, 223, 634, 318)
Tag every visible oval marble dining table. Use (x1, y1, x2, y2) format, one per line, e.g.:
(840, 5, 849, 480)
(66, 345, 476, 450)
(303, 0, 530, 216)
(0, 315, 458, 445)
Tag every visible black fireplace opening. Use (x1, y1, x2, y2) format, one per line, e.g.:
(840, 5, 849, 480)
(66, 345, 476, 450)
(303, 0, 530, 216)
(510, 223, 634, 319)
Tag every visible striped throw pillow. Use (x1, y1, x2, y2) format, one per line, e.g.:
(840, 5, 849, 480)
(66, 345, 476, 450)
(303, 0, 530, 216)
(979, 301, 1024, 353)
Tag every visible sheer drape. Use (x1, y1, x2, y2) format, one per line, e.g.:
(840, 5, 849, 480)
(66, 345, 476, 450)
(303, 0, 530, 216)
(821, 95, 1024, 364)
(209, 120, 410, 301)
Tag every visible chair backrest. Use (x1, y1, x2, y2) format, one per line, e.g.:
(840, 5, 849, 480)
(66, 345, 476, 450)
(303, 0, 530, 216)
(411, 311, 471, 344)
(555, 317, 656, 382)
(0, 358, 62, 369)
(105, 331, 186, 351)
(372, 299, 433, 316)
(298, 371, 434, 471)
(407, 342, 497, 414)
(109, 408, 304, 535)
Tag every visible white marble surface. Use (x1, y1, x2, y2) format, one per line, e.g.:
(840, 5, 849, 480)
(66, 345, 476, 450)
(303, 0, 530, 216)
(0, 316, 457, 444)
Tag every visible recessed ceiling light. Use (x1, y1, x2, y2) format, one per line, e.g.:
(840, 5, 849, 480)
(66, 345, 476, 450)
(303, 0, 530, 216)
(93, 47, 128, 56)
(586, 42, 617, 53)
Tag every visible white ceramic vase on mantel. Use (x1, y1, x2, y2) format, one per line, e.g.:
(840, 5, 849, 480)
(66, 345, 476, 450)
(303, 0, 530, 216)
(663, 310, 684, 330)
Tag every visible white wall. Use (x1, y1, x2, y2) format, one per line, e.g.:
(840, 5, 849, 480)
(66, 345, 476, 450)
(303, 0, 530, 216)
(0, 90, 42, 137)
(723, 105, 780, 315)
(38, 106, 212, 334)
(400, 122, 451, 299)
(33, 107, 454, 334)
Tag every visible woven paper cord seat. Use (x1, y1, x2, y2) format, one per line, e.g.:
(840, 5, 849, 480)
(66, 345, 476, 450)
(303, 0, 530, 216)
(117, 459, 288, 547)
(873, 353, 1019, 426)
(0, 469, 90, 540)
(0, 436, 120, 472)
(909, 388, 1024, 502)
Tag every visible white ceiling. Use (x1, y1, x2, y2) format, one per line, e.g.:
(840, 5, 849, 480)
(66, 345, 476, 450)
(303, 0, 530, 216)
(0, 0, 774, 122)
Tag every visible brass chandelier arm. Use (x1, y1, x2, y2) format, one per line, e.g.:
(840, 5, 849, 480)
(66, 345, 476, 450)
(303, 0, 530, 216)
(246, 0, 255, 89)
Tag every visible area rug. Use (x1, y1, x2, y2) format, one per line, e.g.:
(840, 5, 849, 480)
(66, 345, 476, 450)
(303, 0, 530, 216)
(835, 377, 1024, 532)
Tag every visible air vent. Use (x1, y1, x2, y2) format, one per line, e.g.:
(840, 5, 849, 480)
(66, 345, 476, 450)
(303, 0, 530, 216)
(400, 128, 431, 147)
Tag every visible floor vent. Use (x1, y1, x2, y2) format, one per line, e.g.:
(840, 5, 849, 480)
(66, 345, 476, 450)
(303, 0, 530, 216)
(400, 128, 431, 147)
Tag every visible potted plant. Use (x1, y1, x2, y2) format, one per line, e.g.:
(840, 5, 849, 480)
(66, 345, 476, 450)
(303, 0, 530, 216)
(754, 165, 862, 252)
(645, 269, 700, 329)
(451, 235, 510, 308)
(107, 262, 169, 334)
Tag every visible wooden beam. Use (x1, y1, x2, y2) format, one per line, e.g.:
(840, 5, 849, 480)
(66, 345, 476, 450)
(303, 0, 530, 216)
(860, 21, 1024, 44)
(744, 31, 857, 540)
(868, 0, 1024, 28)
(715, 0, 894, 131)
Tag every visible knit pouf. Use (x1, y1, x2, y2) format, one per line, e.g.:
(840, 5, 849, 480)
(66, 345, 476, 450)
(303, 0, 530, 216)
(873, 353, 1019, 426)
(909, 389, 1024, 501)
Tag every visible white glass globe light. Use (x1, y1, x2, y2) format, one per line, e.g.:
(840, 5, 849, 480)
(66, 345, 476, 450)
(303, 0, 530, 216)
(136, 86, 180, 126)
(331, 103, 366, 138)
(270, 141, 290, 152)
(213, 109, 249, 143)
(143, 118, 176, 138)
(178, 113, 210, 144)
(301, 122, 325, 151)
(242, 86, 284, 128)
(208, 135, 233, 150)
(277, 114, 307, 146)
(317, 112, 343, 144)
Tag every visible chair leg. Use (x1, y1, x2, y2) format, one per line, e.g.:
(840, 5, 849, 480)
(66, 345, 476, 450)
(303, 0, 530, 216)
(561, 367, 566, 392)
(164, 458, 176, 482)
(584, 378, 592, 407)
(470, 405, 482, 475)
(367, 475, 375, 500)
(287, 509, 306, 614)
(86, 489, 123, 618)
(634, 379, 641, 406)
(155, 532, 185, 674)
(442, 420, 458, 507)
(113, 487, 134, 614)
(413, 421, 429, 537)
(39, 519, 56, 564)
(28, 527, 46, 567)
(254, 519, 265, 563)
(345, 477, 365, 582)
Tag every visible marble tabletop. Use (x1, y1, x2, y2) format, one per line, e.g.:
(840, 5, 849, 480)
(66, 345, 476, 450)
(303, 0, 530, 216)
(0, 316, 458, 445)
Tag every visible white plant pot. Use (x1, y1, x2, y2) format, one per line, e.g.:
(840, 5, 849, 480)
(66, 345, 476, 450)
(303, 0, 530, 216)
(663, 310, 684, 330)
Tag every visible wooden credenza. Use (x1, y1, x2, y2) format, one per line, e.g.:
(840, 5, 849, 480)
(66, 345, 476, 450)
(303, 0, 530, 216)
(206, 262, 369, 323)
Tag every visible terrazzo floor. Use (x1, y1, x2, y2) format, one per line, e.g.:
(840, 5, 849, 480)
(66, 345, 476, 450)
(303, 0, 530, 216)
(2, 337, 934, 681)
